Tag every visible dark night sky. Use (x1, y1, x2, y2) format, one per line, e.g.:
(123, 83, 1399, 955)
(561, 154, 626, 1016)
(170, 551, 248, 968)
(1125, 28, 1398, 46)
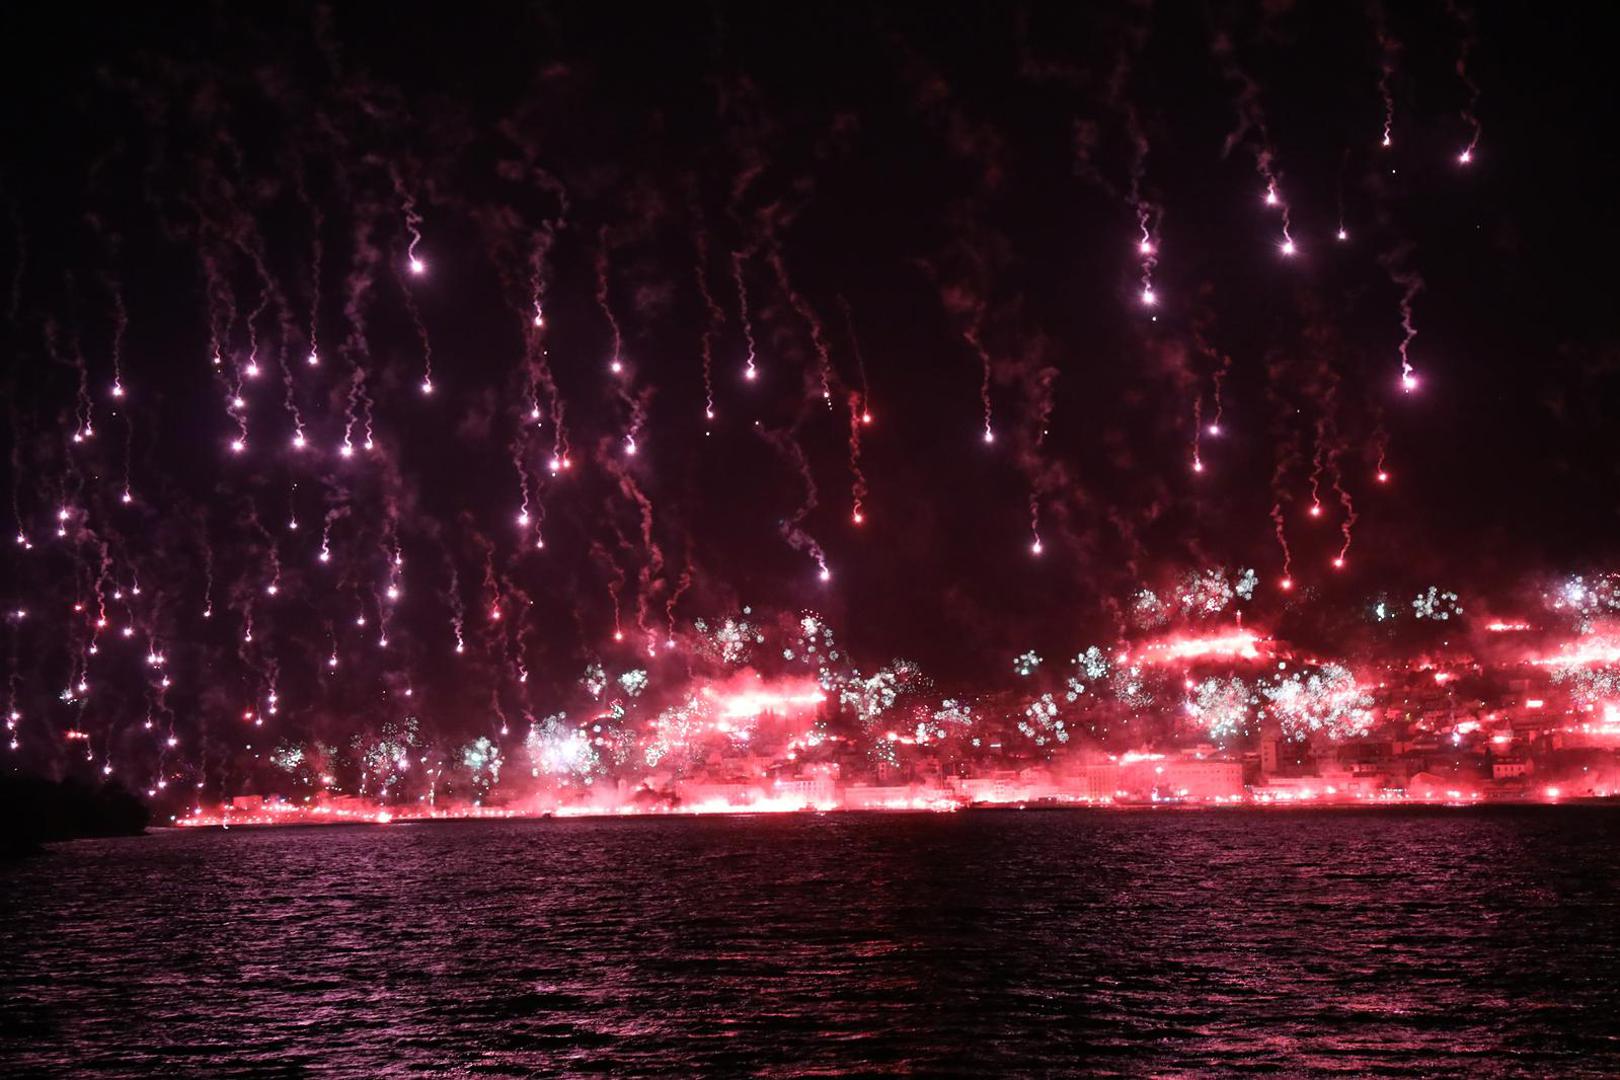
(3, 1, 1620, 769)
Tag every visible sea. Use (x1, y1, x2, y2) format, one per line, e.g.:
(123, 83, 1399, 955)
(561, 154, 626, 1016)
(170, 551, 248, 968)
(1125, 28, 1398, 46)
(4, 806, 1620, 1077)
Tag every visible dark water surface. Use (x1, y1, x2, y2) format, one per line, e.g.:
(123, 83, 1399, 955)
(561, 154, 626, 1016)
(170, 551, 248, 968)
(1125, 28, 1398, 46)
(5, 808, 1620, 1077)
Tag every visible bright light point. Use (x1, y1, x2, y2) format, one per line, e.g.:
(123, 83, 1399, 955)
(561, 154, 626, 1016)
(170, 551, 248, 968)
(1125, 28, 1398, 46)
(120, 491, 132, 504)
(625, 438, 637, 456)
(1030, 540, 1043, 556)
(548, 457, 562, 473)
(1280, 577, 1294, 591)
(517, 510, 530, 526)
(613, 630, 625, 642)
(1336, 229, 1348, 241)
(852, 511, 864, 525)
(705, 408, 716, 420)
(409, 257, 426, 275)
(1141, 287, 1156, 306)
(230, 439, 245, 454)
(1381, 135, 1392, 148)
(292, 433, 306, 449)
(245, 363, 260, 378)
(1264, 187, 1279, 206)
(1332, 557, 1346, 569)
(420, 379, 434, 394)
(1280, 239, 1297, 256)
(1207, 424, 1221, 436)
(1401, 373, 1418, 392)
(111, 383, 124, 398)
(1192, 459, 1204, 473)
(231, 396, 245, 409)
(1458, 150, 1473, 165)
(339, 444, 354, 458)
(818, 567, 832, 582)
(1309, 504, 1323, 518)
(1377, 471, 1390, 483)
(533, 313, 544, 327)
(307, 352, 319, 366)
(1139, 240, 1153, 255)
(609, 360, 623, 375)
(982, 429, 994, 445)
(861, 412, 873, 425)
(744, 367, 757, 381)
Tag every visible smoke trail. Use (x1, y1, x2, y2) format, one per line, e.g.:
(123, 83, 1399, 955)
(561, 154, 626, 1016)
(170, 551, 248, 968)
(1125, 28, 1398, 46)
(594, 230, 647, 455)
(45, 317, 95, 445)
(969, 318, 994, 444)
(589, 539, 628, 642)
(340, 201, 382, 448)
(1331, 456, 1358, 568)
(1309, 419, 1327, 519)
(390, 162, 427, 272)
(1211, 28, 1293, 253)
(690, 216, 723, 424)
(731, 248, 760, 382)
(292, 157, 325, 367)
(1380, 243, 1424, 392)
(1445, 0, 1482, 161)
(6, 396, 28, 548)
(600, 440, 666, 652)
(1371, 419, 1392, 484)
(395, 258, 435, 395)
(1265, 353, 1303, 589)
(1369, 1, 1399, 148)
(595, 227, 625, 372)
(530, 292, 570, 470)
(96, 274, 138, 500)
(665, 544, 694, 644)
(766, 240, 835, 407)
(758, 425, 831, 582)
(1103, 2, 1161, 304)
(442, 551, 466, 654)
(837, 297, 874, 523)
(510, 418, 541, 549)
(1191, 394, 1204, 475)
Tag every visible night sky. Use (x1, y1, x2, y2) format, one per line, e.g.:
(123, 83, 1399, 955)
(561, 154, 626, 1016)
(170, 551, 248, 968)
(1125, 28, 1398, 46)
(3, 1, 1619, 781)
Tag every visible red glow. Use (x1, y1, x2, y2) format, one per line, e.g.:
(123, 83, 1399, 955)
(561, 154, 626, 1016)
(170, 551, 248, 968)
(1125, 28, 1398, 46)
(1129, 629, 1269, 665)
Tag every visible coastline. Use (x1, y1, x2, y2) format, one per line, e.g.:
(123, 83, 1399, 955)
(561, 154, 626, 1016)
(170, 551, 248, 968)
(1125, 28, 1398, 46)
(167, 791, 1618, 832)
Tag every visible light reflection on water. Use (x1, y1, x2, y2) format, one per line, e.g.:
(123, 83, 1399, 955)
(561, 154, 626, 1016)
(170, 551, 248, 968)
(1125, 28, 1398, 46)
(3, 807, 1619, 1077)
